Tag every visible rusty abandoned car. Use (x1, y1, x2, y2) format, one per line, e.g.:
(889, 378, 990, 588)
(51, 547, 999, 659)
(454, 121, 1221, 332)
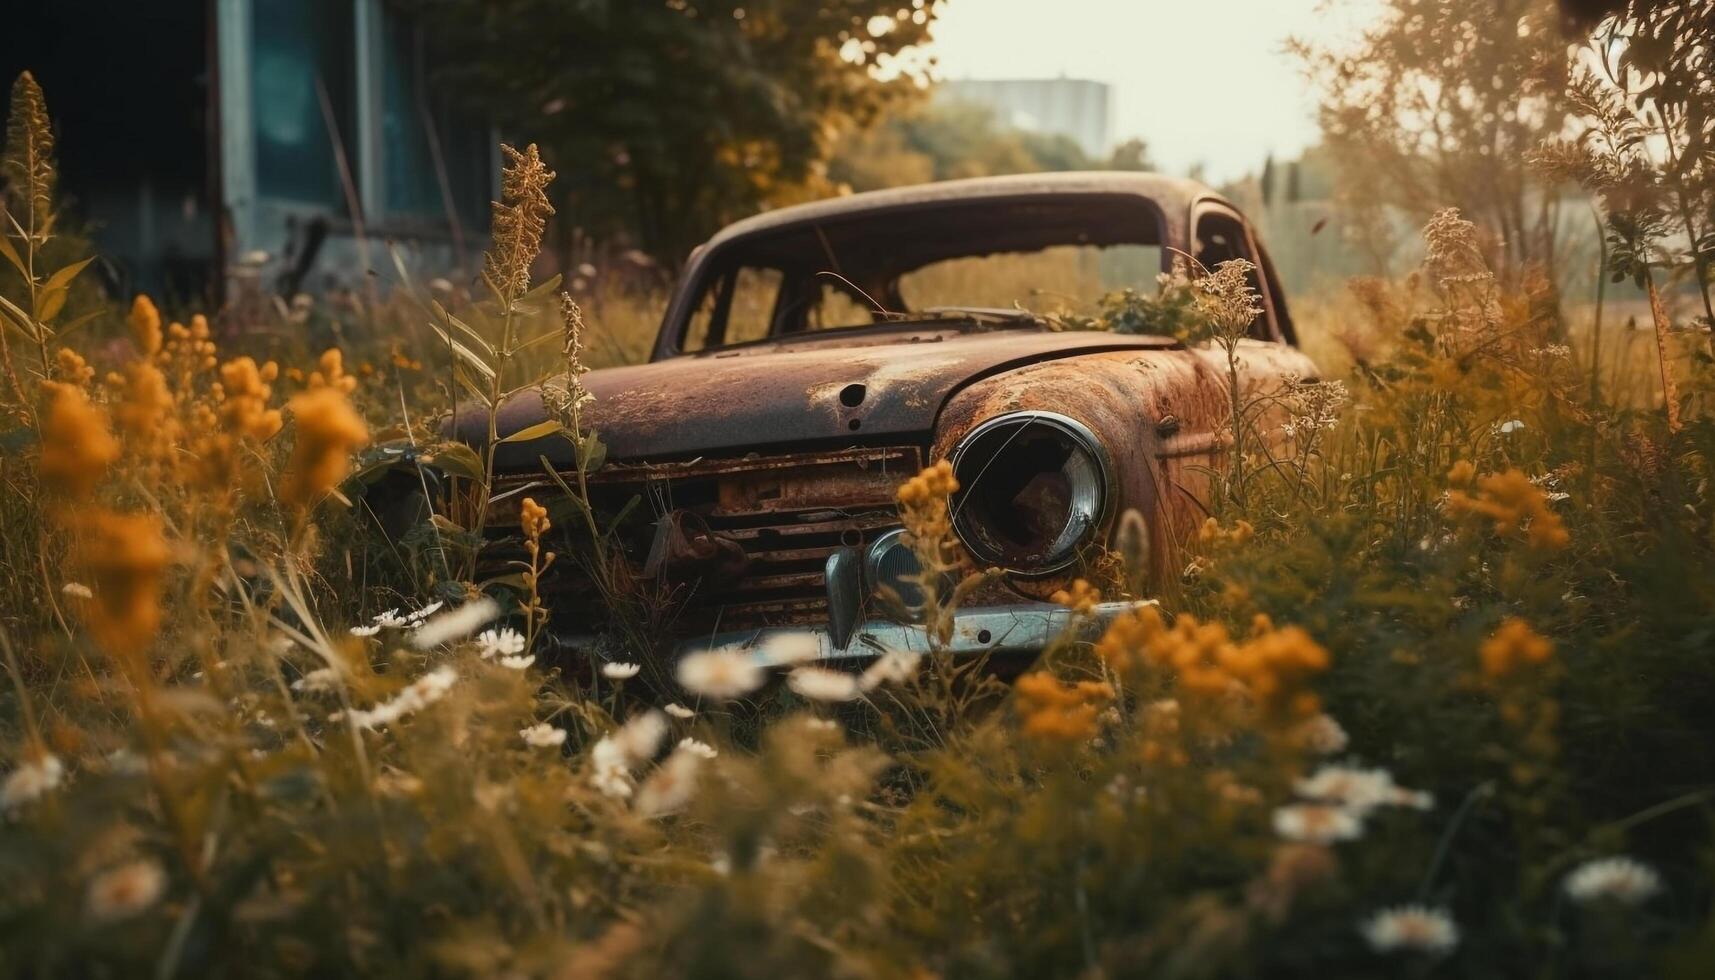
(438, 172, 1317, 664)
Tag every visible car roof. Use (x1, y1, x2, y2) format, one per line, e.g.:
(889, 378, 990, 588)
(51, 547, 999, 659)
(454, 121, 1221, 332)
(700, 170, 1228, 253)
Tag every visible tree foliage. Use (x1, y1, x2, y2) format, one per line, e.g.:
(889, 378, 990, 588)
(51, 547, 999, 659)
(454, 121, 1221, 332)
(1292, 0, 1572, 282)
(409, 0, 937, 268)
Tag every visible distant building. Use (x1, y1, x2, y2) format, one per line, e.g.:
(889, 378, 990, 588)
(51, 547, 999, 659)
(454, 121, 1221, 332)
(938, 78, 1114, 160)
(2, 0, 493, 306)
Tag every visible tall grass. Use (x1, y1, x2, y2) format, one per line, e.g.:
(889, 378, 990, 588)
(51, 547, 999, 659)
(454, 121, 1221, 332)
(0, 75, 1713, 980)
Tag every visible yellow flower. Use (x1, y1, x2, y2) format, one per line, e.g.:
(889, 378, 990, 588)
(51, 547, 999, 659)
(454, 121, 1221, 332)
(218, 357, 283, 442)
(37, 381, 119, 501)
(1013, 672, 1113, 741)
(520, 496, 551, 539)
(1050, 578, 1101, 613)
(1446, 468, 1568, 550)
(53, 347, 93, 386)
(1479, 618, 1552, 679)
(77, 509, 171, 658)
(307, 348, 356, 394)
(128, 294, 162, 356)
(281, 386, 368, 511)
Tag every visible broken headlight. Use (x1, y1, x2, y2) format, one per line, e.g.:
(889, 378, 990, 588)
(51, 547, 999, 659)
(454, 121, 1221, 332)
(948, 411, 1111, 575)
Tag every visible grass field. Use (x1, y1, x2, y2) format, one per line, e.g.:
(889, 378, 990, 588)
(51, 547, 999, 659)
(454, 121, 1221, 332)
(2, 106, 1715, 979)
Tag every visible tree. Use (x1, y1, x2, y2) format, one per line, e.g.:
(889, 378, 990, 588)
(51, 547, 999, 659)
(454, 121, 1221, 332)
(410, 0, 937, 267)
(1291, 0, 1573, 283)
(826, 99, 1154, 193)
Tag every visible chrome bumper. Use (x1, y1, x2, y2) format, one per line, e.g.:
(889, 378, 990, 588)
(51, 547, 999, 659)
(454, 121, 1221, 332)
(673, 600, 1148, 661)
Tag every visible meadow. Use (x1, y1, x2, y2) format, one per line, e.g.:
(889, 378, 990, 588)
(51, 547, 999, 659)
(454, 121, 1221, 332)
(2, 67, 1715, 980)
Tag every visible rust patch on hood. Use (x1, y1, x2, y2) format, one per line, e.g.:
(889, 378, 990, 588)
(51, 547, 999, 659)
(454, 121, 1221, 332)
(454, 328, 1179, 468)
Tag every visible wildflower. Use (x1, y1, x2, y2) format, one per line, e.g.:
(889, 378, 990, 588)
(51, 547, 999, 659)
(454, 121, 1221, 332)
(111, 361, 177, 467)
(484, 143, 556, 298)
(344, 665, 456, 729)
(2, 752, 64, 810)
(290, 667, 337, 694)
(859, 648, 923, 690)
(677, 737, 717, 759)
(635, 744, 706, 817)
(588, 710, 667, 799)
(602, 662, 641, 680)
(787, 666, 862, 702)
(77, 510, 171, 658)
(37, 381, 119, 501)
(1295, 713, 1349, 755)
(411, 597, 501, 649)
(475, 624, 526, 659)
(280, 384, 368, 511)
(665, 702, 695, 719)
(218, 357, 284, 442)
(61, 582, 92, 600)
(1496, 419, 1526, 435)
(1295, 765, 1432, 812)
(1564, 857, 1662, 905)
(520, 496, 551, 539)
(129, 294, 163, 356)
(84, 859, 166, 923)
(306, 348, 357, 394)
(1360, 905, 1459, 955)
(499, 655, 535, 670)
(404, 601, 443, 622)
(1050, 578, 1102, 613)
(54, 347, 93, 386)
(520, 722, 567, 748)
(758, 632, 821, 666)
(1480, 618, 1553, 679)
(372, 608, 409, 628)
(349, 624, 382, 637)
(896, 460, 960, 563)
(676, 647, 765, 700)
(1446, 468, 1569, 550)
(1272, 803, 1363, 844)
(1013, 672, 1114, 741)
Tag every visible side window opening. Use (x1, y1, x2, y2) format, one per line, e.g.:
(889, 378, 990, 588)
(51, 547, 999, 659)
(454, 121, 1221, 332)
(1194, 210, 1275, 341)
(683, 266, 783, 352)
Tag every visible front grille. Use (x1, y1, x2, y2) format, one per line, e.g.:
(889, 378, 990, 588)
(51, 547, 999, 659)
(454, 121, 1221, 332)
(483, 445, 921, 635)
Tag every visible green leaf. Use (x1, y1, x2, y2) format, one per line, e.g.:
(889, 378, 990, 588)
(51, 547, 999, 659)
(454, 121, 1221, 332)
(431, 513, 467, 534)
(431, 299, 495, 357)
(577, 433, 607, 472)
(0, 233, 25, 278)
(497, 419, 564, 444)
(37, 286, 66, 324)
(424, 442, 486, 482)
(41, 256, 94, 294)
(0, 293, 38, 340)
(428, 321, 496, 380)
(515, 273, 564, 311)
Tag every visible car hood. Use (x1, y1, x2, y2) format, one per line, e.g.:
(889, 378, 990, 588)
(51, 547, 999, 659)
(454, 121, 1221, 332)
(461, 328, 1180, 467)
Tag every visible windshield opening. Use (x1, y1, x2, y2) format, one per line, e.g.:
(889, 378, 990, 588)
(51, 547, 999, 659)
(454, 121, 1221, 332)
(677, 193, 1167, 353)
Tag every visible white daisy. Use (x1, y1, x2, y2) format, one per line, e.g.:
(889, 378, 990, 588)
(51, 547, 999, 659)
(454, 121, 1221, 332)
(675, 648, 765, 700)
(665, 702, 695, 719)
(1295, 765, 1431, 812)
(61, 582, 92, 599)
(406, 600, 445, 622)
(677, 737, 718, 759)
(788, 666, 861, 702)
(372, 608, 410, 628)
(84, 859, 167, 923)
(290, 667, 337, 694)
(520, 722, 567, 748)
(859, 648, 923, 690)
(1295, 714, 1349, 755)
(344, 666, 457, 729)
(588, 711, 667, 800)
(758, 633, 822, 666)
(1564, 857, 1662, 905)
(349, 624, 382, 637)
(602, 662, 641, 680)
(634, 745, 707, 817)
(1272, 803, 1363, 844)
(476, 626, 527, 660)
(1360, 905, 1459, 955)
(499, 654, 535, 670)
(1, 753, 64, 810)
(1496, 419, 1526, 435)
(410, 597, 501, 650)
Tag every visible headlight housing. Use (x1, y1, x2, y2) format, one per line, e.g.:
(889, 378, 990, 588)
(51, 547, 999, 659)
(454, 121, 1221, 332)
(948, 411, 1112, 575)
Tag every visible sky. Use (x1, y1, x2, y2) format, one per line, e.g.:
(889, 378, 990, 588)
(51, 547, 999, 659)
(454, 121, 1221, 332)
(923, 0, 1383, 183)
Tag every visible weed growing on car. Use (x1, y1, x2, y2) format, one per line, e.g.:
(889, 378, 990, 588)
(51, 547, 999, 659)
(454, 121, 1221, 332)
(1, 71, 1714, 979)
